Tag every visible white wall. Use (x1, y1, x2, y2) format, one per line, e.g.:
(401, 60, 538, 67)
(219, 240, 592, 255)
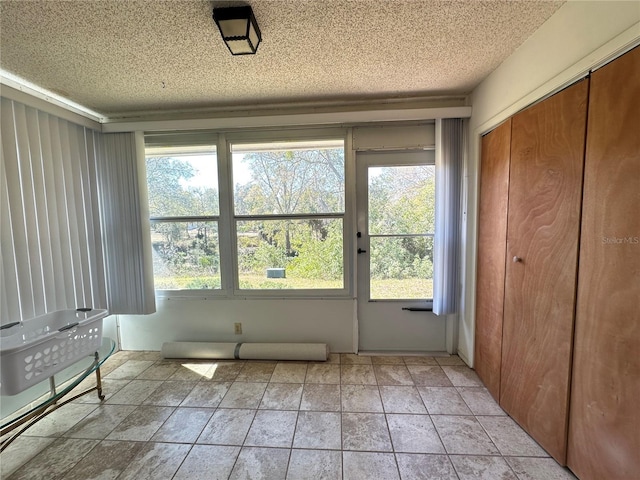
(459, 1, 640, 365)
(118, 298, 355, 352)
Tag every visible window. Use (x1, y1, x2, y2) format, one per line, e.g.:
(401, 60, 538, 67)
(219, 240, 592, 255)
(145, 145, 221, 290)
(368, 165, 435, 299)
(144, 134, 347, 295)
(232, 140, 345, 290)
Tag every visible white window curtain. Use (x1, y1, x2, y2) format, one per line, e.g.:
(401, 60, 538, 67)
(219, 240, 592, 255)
(97, 132, 155, 314)
(433, 118, 463, 315)
(1, 97, 106, 322)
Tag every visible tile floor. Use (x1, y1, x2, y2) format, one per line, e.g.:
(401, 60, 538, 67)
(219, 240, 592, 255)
(1, 351, 578, 479)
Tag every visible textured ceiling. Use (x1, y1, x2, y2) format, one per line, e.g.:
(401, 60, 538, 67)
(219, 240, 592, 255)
(0, 0, 563, 117)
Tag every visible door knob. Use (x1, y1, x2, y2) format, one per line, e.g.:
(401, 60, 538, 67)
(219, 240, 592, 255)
(513, 256, 522, 263)
(358, 248, 367, 254)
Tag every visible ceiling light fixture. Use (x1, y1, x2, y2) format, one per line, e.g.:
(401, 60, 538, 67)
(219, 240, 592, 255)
(212, 5, 261, 55)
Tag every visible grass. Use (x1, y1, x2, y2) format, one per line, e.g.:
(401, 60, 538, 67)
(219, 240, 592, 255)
(154, 274, 432, 300)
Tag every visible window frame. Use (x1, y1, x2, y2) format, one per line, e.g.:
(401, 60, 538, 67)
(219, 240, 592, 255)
(145, 127, 353, 299)
(145, 138, 223, 296)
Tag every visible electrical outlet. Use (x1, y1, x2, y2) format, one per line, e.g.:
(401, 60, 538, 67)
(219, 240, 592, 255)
(234, 322, 242, 335)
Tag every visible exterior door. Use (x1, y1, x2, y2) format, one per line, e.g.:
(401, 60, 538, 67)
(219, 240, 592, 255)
(500, 79, 589, 464)
(355, 150, 446, 352)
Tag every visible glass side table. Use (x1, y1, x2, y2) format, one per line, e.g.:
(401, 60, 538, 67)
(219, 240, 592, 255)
(0, 337, 116, 452)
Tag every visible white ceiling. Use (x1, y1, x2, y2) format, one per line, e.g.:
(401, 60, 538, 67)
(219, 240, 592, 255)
(0, 0, 563, 118)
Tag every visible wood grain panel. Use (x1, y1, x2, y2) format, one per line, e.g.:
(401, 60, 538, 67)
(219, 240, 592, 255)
(568, 46, 640, 480)
(475, 119, 511, 401)
(500, 79, 589, 464)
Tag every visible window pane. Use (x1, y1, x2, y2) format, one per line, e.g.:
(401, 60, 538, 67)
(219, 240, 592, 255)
(368, 165, 435, 235)
(232, 140, 345, 215)
(370, 236, 433, 300)
(151, 221, 220, 289)
(237, 218, 343, 289)
(146, 151, 219, 217)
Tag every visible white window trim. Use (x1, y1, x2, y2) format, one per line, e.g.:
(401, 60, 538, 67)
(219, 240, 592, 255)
(149, 127, 354, 299)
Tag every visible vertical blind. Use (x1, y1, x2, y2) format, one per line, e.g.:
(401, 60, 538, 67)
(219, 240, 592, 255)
(1, 98, 155, 323)
(97, 132, 155, 314)
(433, 118, 463, 315)
(1, 98, 106, 322)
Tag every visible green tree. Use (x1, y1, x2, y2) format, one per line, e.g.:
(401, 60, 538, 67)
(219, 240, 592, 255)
(235, 148, 344, 275)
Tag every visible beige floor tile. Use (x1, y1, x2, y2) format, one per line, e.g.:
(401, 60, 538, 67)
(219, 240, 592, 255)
(142, 380, 196, 406)
(435, 355, 467, 366)
(293, 411, 342, 450)
(407, 365, 453, 386)
(300, 384, 341, 411)
(374, 365, 414, 385)
(106, 405, 174, 441)
(341, 384, 383, 412)
(73, 378, 130, 404)
(135, 362, 179, 380)
(173, 445, 241, 480)
(342, 451, 399, 480)
(270, 363, 308, 383)
(64, 404, 137, 439)
(96, 355, 129, 377)
(219, 381, 267, 408)
(341, 365, 377, 385)
(418, 386, 472, 415)
(259, 383, 303, 410)
(168, 362, 216, 381)
(117, 441, 191, 480)
(432, 415, 500, 455)
(180, 381, 231, 408)
(457, 387, 505, 415)
(8, 350, 578, 480)
(342, 412, 392, 452)
(450, 455, 518, 480)
(26, 403, 97, 437)
(8, 437, 98, 480)
(0, 436, 55, 478)
(245, 410, 298, 448)
(506, 457, 578, 480)
(117, 351, 162, 362)
(477, 415, 547, 456)
(379, 386, 428, 414)
(236, 362, 276, 382)
(396, 453, 458, 480)
(441, 366, 483, 386)
(326, 353, 341, 364)
(229, 446, 290, 480)
(61, 440, 147, 480)
(105, 360, 154, 380)
(402, 356, 439, 365)
(287, 449, 342, 480)
(150, 406, 213, 443)
(207, 362, 244, 381)
(341, 353, 372, 365)
(387, 414, 445, 454)
(305, 364, 340, 384)
(371, 355, 406, 364)
(197, 408, 256, 445)
(105, 379, 163, 405)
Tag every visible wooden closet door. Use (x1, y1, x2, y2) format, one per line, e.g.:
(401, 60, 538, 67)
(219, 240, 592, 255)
(500, 79, 589, 464)
(568, 46, 640, 480)
(475, 119, 511, 401)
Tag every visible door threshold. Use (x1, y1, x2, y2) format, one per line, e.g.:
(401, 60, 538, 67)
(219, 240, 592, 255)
(357, 350, 451, 357)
